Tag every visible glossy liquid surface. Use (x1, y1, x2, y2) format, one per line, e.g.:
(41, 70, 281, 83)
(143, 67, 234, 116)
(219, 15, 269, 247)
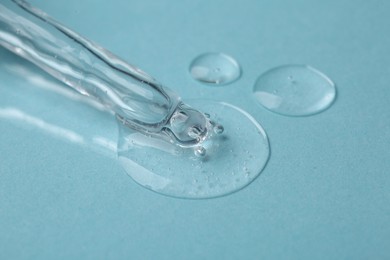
(117, 100, 269, 199)
(253, 65, 336, 116)
(189, 53, 241, 85)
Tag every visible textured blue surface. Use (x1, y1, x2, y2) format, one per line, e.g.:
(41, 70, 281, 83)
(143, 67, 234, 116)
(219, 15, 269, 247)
(1, 0, 390, 259)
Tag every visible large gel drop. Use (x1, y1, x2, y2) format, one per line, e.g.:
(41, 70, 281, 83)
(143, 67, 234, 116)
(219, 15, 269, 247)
(117, 100, 269, 199)
(253, 65, 336, 116)
(189, 53, 241, 85)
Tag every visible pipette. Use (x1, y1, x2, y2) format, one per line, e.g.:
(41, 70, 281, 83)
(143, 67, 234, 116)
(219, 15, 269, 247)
(0, 0, 270, 198)
(0, 0, 217, 154)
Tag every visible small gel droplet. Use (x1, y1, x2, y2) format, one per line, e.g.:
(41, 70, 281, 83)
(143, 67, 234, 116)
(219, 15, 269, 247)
(194, 146, 206, 157)
(189, 53, 241, 85)
(213, 124, 224, 134)
(253, 65, 336, 116)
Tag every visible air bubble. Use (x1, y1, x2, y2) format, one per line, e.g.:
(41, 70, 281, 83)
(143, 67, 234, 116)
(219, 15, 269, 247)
(213, 124, 224, 134)
(194, 146, 206, 157)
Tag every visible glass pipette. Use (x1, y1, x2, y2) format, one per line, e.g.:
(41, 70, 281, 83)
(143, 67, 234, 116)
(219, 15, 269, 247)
(0, 0, 217, 154)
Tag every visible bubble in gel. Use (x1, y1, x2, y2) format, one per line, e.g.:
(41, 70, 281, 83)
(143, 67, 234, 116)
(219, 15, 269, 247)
(189, 53, 241, 85)
(253, 65, 336, 116)
(194, 146, 206, 157)
(213, 124, 224, 134)
(117, 100, 269, 199)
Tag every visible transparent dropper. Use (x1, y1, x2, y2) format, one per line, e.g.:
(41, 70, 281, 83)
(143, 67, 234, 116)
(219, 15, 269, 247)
(0, 0, 215, 153)
(0, 0, 270, 198)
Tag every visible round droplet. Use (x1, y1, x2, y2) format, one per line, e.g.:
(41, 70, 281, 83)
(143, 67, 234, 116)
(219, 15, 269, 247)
(117, 100, 269, 199)
(253, 65, 336, 116)
(189, 53, 241, 85)
(194, 146, 206, 157)
(213, 124, 224, 134)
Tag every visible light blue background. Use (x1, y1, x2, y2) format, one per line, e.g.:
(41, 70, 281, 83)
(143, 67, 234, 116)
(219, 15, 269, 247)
(1, 0, 389, 259)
